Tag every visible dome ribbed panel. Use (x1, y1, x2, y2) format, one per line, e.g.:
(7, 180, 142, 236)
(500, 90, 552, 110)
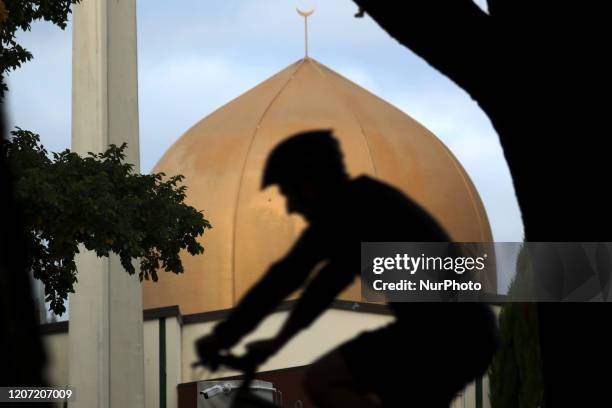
(144, 58, 495, 314)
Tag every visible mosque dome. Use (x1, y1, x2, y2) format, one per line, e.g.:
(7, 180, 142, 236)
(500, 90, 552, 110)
(143, 57, 494, 314)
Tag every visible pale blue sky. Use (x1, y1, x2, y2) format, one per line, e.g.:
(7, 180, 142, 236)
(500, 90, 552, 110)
(7, 0, 521, 296)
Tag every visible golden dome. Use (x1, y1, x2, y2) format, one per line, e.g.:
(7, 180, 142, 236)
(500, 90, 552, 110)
(143, 58, 494, 314)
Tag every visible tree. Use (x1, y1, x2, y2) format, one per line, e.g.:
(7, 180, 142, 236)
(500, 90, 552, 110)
(2, 129, 211, 315)
(1, 102, 50, 398)
(352, 1, 609, 405)
(1, 2, 80, 391)
(0, 0, 79, 97)
(1, 0, 212, 317)
(1, 2, 211, 392)
(488, 244, 544, 408)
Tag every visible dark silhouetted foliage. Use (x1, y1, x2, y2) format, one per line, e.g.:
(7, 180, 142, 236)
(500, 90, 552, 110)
(2, 129, 211, 314)
(0, 0, 79, 97)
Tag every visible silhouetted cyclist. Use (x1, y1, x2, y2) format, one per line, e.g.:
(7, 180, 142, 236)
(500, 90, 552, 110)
(196, 130, 498, 407)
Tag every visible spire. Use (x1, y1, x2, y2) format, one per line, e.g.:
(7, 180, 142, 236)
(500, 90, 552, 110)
(296, 7, 315, 58)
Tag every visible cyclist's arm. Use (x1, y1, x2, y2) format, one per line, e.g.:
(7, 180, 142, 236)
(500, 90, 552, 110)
(212, 227, 325, 349)
(273, 258, 355, 348)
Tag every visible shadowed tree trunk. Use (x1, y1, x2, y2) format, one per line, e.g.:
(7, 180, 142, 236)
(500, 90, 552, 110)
(0, 99, 50, 406)
(353, 1, 609, 405)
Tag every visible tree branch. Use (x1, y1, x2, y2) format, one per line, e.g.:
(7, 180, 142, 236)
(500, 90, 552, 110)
(353, 1, 497, 107)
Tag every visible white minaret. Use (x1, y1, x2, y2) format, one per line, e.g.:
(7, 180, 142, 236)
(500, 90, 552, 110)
(68, 0, 144, 407)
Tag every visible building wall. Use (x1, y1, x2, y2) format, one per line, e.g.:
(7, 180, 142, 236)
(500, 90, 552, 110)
(40, 320, 172, 408)
(166, 317, 182, 408)
(182, 308, 395, 383)
(144, 319, 160, 408)
(40, 304, 500, 407)
(144, 316, 182, 408)
(41, 331, 69, 386)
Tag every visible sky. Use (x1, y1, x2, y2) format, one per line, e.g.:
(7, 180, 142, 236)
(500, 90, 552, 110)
(6, 0, 522, 298)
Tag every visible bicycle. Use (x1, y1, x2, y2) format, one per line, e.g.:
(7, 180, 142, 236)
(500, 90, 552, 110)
(192, 353, 284, 408)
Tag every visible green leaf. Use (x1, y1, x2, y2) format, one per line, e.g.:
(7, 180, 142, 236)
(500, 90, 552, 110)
(2, 130, 212, 314)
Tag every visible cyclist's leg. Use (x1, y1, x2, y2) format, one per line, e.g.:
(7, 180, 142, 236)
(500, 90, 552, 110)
(305, 322, 453, 407)
(304, 320, 495, 407)
(304, 348, 381, 408)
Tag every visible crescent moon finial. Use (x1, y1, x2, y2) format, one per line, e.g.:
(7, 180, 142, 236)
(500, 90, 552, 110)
(296, 7, 315, 17)
(296, 7, 315, 57)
